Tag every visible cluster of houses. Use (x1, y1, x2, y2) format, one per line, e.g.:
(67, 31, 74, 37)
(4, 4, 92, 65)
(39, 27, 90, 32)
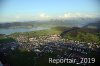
(11, 34, 99, 51)
(0, 34, 100, 65)
(11, 34, 99, 65)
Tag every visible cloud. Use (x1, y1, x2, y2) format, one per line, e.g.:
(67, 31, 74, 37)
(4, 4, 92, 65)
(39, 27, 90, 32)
(59, 12, 100, 19)
(0, 12, 100, 22)
(39, 13, 50, 19)
(15, 16, 21, 19)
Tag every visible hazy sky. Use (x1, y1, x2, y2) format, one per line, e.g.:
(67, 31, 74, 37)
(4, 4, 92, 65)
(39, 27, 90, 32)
(0, 0, 100, 22)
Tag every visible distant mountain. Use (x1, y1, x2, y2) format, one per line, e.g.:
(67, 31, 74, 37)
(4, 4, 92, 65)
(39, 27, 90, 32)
(83, 21, 100, 29)
(0, 21, 35, 28)
(0, 20, 76, 29)
(0, 19, 100, 29)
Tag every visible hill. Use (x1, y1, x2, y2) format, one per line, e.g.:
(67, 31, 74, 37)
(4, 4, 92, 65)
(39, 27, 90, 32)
(83, 21, 100, 29)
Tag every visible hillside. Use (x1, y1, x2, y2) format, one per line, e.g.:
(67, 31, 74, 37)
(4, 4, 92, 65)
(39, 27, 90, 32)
(8, 26, 100, 44)
(0, 26, 100, 66)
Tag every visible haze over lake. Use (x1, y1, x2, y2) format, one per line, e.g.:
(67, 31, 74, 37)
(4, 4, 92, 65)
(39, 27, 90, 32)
(0, 27, 49, 35)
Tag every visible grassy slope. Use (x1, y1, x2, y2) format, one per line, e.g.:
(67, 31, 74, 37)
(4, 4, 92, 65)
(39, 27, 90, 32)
(10, 27, 67, 37)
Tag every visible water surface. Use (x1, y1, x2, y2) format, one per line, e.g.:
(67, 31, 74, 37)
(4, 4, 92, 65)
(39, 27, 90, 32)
(0, 27, 49, 35)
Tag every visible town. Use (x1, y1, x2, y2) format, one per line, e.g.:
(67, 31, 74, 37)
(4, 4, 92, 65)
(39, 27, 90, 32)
(0, 34, 100, 66)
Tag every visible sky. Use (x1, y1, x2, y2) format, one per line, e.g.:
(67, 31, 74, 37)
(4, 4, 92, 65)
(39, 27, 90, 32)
(0, 0, 100, 22)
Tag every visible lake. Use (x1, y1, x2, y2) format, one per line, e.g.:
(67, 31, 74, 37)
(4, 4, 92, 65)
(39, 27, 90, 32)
(0, 27, 49, 35)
